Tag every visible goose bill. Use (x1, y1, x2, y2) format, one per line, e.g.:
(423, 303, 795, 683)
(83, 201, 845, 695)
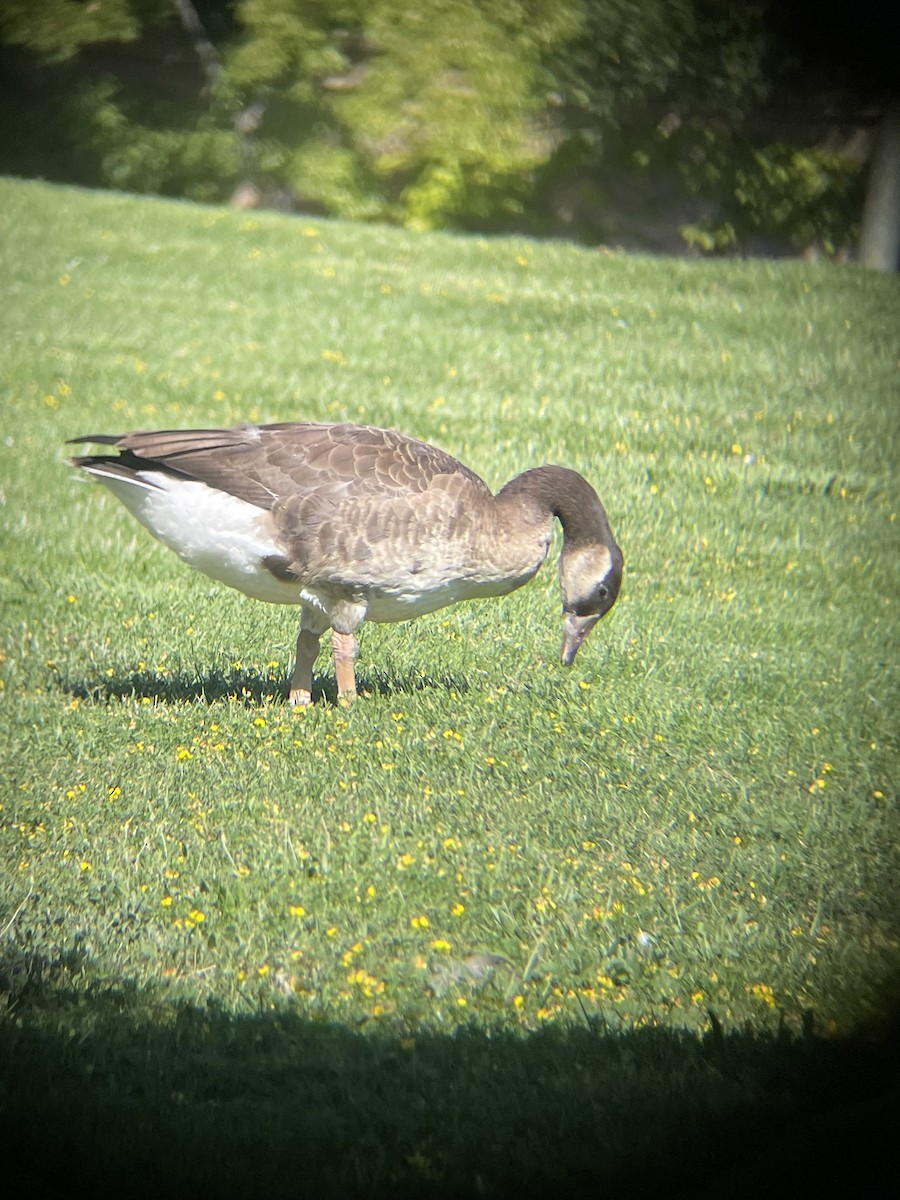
(561, 611, 600, 666)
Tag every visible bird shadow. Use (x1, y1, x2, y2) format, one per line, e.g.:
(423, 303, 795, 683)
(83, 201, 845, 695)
(60, 663, 470, 708)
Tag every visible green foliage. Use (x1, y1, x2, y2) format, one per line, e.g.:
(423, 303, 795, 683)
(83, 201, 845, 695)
(732, 144, 863, 252)
(0, 0, 143, 60)
(679, 219, 737, 253)
(337, 0, 557, 229)
(536, 1, 785, 249)
(677, 141, 864, 256)
(221, 0, 388, 218)
(543, 0, 769, 136)
(283, 140, 385, 220)
(221, 0, 776, 232)
(226, 0, 359, 94)
(75, 81, 242, 201)
(222, 0, 565, 228)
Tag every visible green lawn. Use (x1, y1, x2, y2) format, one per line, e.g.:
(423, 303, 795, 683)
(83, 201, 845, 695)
(1, 177, 898, 1196)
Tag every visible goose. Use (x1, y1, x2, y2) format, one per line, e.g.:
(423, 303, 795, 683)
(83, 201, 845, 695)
(68, 422, 623, 705)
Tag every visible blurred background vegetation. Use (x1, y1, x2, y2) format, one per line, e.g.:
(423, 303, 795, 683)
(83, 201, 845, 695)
(0, 1, 896, 263)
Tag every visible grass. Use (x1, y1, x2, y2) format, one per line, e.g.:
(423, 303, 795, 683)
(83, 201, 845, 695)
(1, 177, 898, 1196)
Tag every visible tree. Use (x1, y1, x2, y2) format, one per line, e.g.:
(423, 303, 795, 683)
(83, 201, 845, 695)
(859, 105, 900, 270)
(222, 0, 572, 227)
(773, 2, 900, 268)
(0, 0, 891, 257)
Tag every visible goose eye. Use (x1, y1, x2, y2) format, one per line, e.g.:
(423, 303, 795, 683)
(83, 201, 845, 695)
(596, 584, 609, 601)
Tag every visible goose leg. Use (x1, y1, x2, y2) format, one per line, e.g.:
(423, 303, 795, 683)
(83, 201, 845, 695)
(290, 627, 322, 707)
(332, 630, 358, 702)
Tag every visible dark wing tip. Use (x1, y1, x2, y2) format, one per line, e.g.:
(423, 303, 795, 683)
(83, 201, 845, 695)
(67, 434, 123, 447)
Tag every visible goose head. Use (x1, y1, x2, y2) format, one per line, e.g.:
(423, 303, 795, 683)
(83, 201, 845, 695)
(558, 539, 624, 666)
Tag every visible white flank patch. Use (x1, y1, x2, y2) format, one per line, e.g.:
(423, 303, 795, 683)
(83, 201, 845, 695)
(91, 470, 300, 604)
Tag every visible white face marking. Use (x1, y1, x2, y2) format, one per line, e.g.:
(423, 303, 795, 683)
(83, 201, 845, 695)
(560, 543, 614, 609)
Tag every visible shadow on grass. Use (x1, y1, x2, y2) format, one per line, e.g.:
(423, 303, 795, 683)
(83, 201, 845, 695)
(1, 949, 897, 1200)
(60, 664, 471, 708)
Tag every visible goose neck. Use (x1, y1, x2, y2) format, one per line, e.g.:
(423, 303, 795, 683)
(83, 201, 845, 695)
(495, 466, 612, 546)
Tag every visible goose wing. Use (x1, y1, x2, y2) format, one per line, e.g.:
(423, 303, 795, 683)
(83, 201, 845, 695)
(258, 424, 492, 580)
(70, 422, 494, 583)
(70, 422, 489, 507)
